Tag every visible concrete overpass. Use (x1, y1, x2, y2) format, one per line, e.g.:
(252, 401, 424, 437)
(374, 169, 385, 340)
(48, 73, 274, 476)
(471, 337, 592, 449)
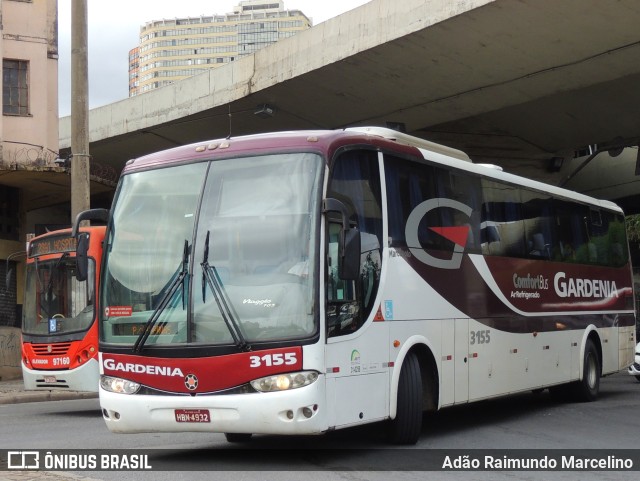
(57, 0, 640, 210)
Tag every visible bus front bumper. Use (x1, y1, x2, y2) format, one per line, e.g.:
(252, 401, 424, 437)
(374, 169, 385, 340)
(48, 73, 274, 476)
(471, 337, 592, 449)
(99, 375, 327, 435)
(21, 358, 99, 392)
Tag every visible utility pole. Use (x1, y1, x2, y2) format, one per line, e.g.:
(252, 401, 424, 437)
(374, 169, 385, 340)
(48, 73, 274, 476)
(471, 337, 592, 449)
(70, 0, 90, 224)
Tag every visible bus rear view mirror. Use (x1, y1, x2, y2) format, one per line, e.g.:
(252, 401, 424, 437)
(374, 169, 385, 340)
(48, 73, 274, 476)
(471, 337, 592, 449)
(72, 208, 109, 237)
(72, 208, 109, 282)
(76, 233, 90, 282)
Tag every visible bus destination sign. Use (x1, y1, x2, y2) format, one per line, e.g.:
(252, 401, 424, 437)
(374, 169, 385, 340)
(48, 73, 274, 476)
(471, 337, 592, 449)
(29, 235, 76, 258)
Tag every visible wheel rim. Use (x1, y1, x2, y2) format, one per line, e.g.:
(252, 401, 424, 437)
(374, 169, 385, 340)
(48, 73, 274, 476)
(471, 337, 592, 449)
(586, 352, 597, 389)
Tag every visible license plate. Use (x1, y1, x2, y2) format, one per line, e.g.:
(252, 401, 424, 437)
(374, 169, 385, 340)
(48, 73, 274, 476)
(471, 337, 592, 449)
(175, 409, 210, 423)
(43, 376, 57, 384)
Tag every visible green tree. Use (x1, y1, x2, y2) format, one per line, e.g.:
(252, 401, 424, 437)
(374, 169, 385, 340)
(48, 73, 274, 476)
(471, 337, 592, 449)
(627, 214, 640, 242)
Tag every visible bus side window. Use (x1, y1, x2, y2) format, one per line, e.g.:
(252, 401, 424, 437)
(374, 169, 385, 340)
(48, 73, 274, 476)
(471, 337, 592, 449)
(589, 210, 629, 267)
(555, 200, 589, 263)
(481, 179, 526, 258)
(521, 189, 554, 260)
(435, 168, 482, 253)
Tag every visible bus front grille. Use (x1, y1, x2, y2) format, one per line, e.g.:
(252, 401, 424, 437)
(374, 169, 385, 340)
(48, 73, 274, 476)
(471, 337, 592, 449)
(32, 342, 72, 356)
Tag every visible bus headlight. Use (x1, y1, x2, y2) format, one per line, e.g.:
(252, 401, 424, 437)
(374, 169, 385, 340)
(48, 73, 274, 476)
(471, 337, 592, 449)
(250, 371, 319, 392)
(100, 375, 140, 394)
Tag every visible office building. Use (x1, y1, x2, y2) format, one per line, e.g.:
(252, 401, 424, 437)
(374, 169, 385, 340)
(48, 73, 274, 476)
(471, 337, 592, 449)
(129, 0, 311, 97)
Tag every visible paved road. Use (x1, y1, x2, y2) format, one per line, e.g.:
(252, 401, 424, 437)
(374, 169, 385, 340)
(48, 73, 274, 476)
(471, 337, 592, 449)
(1, 372, 639, 480)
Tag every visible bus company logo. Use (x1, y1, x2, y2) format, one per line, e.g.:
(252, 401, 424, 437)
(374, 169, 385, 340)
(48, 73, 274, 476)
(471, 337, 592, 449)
(350, 349, 361, 374)
(184, 374, 198, 390)
(405, 198, 472, 269)
(553, 272, 619, 299)
(102, 358, 185, 377)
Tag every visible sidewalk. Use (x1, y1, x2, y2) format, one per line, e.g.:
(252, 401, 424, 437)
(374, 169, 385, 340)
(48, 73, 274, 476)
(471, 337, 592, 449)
(0, 378, 97, 405)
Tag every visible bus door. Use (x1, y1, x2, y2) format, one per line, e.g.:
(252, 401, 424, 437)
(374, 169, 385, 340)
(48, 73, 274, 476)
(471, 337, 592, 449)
(324, 148, 388, 428)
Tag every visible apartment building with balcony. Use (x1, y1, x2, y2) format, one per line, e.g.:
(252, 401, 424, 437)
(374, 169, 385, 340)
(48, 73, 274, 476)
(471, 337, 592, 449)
(129, 0, 310, 97)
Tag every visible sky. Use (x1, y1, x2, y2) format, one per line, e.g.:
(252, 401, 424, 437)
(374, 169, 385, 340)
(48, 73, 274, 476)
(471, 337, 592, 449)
(57, 0, 371, 117)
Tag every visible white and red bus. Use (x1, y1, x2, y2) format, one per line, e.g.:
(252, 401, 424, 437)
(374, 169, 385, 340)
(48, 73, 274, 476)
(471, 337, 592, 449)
(78, 127, 635, 444)
(21, 226, 105, 392)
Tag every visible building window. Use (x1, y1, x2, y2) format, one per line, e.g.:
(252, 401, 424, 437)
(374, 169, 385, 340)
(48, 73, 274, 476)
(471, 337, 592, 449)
(0, 186, 19, 241)
(3, 59, 29, 116)
(0, 260, 19, 328)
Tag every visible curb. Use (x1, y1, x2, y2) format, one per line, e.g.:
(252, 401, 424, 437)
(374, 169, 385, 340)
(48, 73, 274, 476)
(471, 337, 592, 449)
(0, 391, 98, 405)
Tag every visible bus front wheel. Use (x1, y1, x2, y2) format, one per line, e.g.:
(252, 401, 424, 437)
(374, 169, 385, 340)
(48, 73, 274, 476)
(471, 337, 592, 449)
(387, 352, 422, 445)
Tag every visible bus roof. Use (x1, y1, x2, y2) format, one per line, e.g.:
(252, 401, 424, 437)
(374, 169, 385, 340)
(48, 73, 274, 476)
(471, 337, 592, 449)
(122, 128, 624, 215)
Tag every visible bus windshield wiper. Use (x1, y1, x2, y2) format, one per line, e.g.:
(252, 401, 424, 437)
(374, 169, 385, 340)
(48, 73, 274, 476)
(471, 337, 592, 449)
(133, 240, 189, 353)
(201, 231, 251, 352)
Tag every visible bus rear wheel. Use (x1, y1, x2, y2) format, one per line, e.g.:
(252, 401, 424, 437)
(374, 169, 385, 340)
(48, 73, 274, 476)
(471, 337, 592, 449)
(571, 339, 601, 402)
(387, 352, 422, 445)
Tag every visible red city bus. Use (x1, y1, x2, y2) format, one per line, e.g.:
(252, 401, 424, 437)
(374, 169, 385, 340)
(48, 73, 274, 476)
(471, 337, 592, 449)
(21, 226, 105, 392)
(76, 127, 635, 443)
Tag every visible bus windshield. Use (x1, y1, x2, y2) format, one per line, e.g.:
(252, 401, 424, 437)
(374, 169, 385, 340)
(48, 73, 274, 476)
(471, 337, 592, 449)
(101, 153, 322, 347)
(22, 256, 96, 336)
